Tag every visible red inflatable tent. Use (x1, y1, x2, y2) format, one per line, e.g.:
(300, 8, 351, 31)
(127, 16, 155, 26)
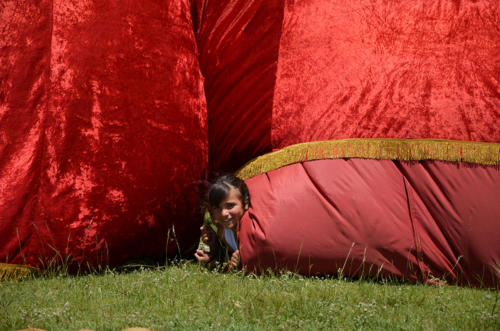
(197, 0, 500, 286)
(1, 0, 499, 287)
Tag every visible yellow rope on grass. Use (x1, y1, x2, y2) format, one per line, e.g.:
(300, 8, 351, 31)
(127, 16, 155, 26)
(0, 263, 38, 281)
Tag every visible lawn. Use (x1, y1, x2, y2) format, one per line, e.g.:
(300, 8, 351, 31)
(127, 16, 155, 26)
(0, 262, 498, 330)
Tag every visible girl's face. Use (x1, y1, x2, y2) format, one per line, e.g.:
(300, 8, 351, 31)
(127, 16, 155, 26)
(212, 187, 248, 231)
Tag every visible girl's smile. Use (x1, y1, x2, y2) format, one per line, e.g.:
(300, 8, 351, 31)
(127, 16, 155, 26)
(212, 187, 247, 230)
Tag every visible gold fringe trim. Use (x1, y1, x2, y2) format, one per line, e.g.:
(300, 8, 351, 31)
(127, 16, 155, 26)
(0, 263, 38, 281)
(236, 138, 500, 180)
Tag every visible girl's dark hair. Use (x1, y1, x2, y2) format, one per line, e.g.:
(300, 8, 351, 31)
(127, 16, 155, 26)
(208, 174, 250, 208)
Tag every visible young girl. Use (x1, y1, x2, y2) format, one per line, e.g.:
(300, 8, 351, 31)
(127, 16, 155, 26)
(194, 175, 250, 268)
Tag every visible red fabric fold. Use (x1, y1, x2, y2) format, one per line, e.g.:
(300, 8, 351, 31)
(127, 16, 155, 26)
(194, 0, 284, 171)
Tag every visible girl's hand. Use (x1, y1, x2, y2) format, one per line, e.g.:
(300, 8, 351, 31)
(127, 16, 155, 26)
(230, 250, 240, 268)
(194, 249, 210, 263)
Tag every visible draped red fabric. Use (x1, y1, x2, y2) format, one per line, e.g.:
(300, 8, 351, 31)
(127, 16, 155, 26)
(272, 0, 500, 148)
(196, 0, 499, 170)
(239, 159, 500, 287)
(0, 1, 207, 267)
(194, 0, 284, 171)
(1, 0, 499, 276)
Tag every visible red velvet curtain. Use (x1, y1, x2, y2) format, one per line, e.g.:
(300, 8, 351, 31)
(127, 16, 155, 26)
(0, 1, 207, 267)
(194, 0, 284, 171)
(272, 0, 500, 148)
(196, 0, 499, 170)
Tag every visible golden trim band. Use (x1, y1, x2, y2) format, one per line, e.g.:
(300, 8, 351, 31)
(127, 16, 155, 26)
(236, 138, 500, 180)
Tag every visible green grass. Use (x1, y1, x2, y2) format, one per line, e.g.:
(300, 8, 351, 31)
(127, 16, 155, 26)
(0, 262, 498, 330)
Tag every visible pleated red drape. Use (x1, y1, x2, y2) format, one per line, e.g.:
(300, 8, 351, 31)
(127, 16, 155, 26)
(0, 1, 207, 267)
(194, 0, 284, 172)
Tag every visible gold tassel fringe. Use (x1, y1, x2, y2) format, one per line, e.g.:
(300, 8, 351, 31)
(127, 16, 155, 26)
(0, 263, 38, 281)
(236, 138, 500, 180)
